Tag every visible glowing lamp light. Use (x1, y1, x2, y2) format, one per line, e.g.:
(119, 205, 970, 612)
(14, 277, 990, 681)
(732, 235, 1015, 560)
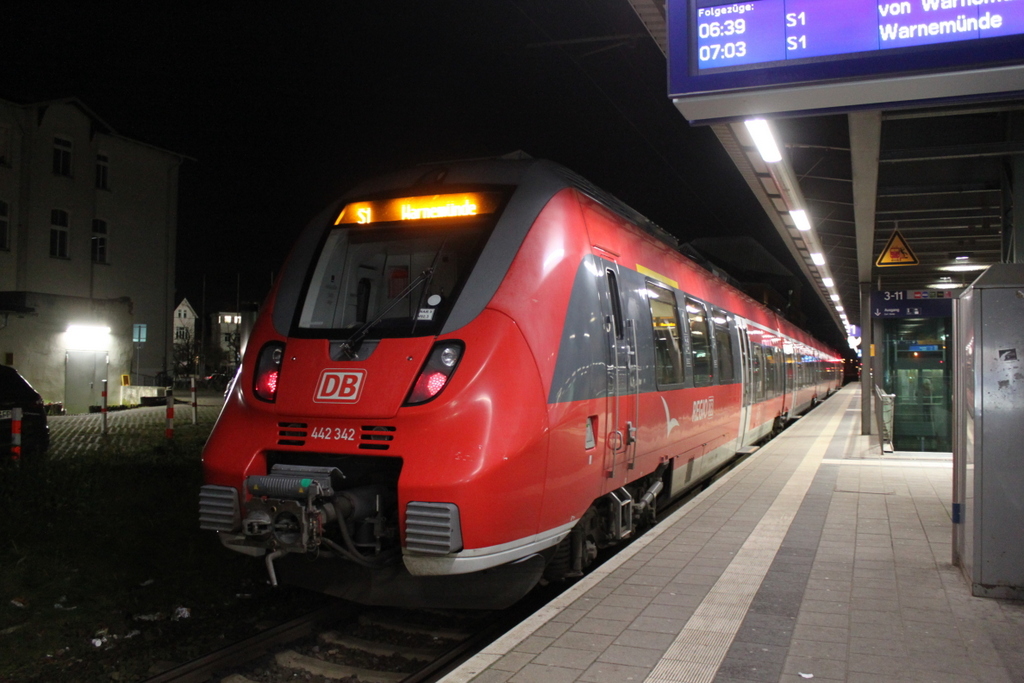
(405, 342, 464, 405)
(424, 372, 447, 398)
(744, 119, 782, 163)
(940, 264, 987, 272)
(262, 370, 279, 396)
(65, 324, 111, 351)
(253, 342, 285, 402)
(790, 209, 812, 232)
(822, 277, 834, 287)
(810, 253, 826, 266)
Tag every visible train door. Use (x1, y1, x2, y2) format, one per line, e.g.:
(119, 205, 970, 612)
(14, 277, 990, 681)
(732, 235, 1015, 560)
(782, 343, 794, 418)
(737, 324, 754, 446)
(602, 266, 638, 482)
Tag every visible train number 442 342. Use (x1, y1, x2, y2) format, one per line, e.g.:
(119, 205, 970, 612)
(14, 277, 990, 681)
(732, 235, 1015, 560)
(310, 427, 356, 441)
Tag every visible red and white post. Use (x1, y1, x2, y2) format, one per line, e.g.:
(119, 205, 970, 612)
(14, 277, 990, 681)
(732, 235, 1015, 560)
(165, 388, 174, 440)
(190, 376, 198, 425)
(10, 406, 22, 464)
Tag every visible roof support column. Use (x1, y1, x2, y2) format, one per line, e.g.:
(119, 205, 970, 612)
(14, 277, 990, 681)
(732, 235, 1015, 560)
(1013, 156, 1024, 263)
(849, 110, 882, 435)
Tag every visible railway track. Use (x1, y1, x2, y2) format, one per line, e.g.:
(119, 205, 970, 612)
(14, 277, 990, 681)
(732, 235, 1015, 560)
(140, 597, 543, 683)
(142, 429, 773, 683)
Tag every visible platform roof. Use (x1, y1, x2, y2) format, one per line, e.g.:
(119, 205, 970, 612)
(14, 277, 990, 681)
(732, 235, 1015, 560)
(626, 0, 1020, 341)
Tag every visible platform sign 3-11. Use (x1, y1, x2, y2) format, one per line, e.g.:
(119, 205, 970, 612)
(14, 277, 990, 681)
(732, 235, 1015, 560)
(870, 290, 953, 318)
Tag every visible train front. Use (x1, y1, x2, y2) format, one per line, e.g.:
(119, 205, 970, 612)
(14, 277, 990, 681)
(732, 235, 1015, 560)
(199, 163, 562, 608)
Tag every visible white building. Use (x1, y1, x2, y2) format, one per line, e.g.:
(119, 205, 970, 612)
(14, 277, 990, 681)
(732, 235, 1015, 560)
(0, 97, 185, 412)
(173, 298, 199, 378)
(209, 311, 242, 372)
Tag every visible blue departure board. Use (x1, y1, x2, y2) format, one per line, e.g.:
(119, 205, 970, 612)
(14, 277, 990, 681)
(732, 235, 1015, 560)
(694, 0, 1024, 71)
(668, 0, 1024, 115)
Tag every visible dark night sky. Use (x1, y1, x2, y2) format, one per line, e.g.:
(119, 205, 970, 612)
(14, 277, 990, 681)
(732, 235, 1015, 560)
(2, 2, 846, 350)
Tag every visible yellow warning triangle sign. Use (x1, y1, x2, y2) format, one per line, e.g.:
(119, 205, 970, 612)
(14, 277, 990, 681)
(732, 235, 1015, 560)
(876, 229, 919, 267)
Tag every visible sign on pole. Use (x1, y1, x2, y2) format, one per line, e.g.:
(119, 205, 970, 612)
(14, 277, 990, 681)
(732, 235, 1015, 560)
(876, 229, 919, 267)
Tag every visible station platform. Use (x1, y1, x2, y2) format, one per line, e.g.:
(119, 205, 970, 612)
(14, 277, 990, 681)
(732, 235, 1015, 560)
(440, 384, 1024, 683)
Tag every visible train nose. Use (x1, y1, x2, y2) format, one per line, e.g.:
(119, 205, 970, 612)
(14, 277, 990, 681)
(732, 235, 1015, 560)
(270, 337, 438, 419)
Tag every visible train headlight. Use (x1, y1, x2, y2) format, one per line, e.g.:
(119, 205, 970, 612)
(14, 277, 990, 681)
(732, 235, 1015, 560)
(253, 341, 285, 402)
(405, 341, 463, 405)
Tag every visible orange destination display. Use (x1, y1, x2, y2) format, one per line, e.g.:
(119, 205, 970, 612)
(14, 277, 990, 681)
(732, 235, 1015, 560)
(335, 192, 501, 225)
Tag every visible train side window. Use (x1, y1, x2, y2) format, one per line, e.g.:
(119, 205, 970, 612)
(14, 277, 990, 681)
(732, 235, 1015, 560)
(712, 308, 734, 383)
(685, 297, 712, 387)
(646, 281, 685, 386)
(606, 270, 624, 340)
(772, 348, 783, 397)
(752, 343, 765, 401)
(764, 346, 777, 397)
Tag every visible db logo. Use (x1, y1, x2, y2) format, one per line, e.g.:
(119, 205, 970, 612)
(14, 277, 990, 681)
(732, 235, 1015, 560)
(314, 369, 366, 403)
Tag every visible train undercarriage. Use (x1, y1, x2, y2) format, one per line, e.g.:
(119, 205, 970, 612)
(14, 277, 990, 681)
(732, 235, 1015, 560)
(201, 455, 671, 609)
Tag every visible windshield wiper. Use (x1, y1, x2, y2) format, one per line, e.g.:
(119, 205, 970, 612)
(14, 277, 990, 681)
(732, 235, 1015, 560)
(338, 267, 435, 360)
(339, 238, 451, 359)
(410, 237, 450, 337)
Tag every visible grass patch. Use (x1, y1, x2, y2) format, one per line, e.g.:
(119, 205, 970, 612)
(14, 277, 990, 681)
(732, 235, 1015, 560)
(0, 424, 323, 682)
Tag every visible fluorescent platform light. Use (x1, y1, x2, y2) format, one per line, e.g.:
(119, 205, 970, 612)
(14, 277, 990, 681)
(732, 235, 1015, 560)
(811, 252, 826, 266)
(790, 209, 811, 231)
(939, 264, 987, 272)
(744, 119, 782, 163)
(822, 277, 834, 287)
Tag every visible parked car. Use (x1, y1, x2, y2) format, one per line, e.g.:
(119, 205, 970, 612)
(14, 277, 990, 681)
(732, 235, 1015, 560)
(0, 366, 50, 458)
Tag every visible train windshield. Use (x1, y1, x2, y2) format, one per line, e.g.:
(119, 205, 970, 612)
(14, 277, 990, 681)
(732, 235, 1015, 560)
(296, 192, 505, 339)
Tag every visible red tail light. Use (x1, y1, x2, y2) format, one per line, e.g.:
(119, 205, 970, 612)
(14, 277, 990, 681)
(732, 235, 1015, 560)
(405, 342, 463, 405)
(253, 342, 285, 402)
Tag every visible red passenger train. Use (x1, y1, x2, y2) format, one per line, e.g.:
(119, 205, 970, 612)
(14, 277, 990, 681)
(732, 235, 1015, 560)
(199, 158, 842, 608)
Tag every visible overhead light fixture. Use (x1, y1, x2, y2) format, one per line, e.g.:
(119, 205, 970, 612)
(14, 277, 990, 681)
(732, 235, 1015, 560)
(929, 283, 960, 290)
(744, 118, 782, 163)
(65, 324, 111, 351)
(949, 252, 973, 261)
(790, 209, 811, 232)
(830, 294, 840, 301)
(836, 305, 844, 312)
(822, 277, 834, 287)
(940, 264, 988, 272)
(811, 252, 826, 266)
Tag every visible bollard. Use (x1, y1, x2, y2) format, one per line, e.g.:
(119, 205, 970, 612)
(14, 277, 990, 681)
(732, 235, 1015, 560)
(165, 388, 174, 440)
(101, 379, 108, 436)
(190, 376, 198, 425)
(10, 406, 22, 464)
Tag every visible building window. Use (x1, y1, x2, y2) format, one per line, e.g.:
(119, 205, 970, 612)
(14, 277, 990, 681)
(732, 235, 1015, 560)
(91, 219, 108, 264)
(53, 137, 73, 177)
(95, 153, 109, 189)
(50, 209, 69, 258)
(0, 200, 9, 251)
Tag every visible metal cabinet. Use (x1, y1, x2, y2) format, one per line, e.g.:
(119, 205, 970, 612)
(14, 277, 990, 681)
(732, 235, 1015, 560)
(953, 264, 1024, 599)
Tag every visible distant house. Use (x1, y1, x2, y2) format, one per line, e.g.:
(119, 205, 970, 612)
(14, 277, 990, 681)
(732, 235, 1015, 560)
(207, 307, 258, 373)
(172, 298, 199, 377)
(208, 311, 242, 372)
(0, 97, 187, 412)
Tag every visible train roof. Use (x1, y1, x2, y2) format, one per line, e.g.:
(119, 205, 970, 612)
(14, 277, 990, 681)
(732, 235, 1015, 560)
(272, 156, 838, 358)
